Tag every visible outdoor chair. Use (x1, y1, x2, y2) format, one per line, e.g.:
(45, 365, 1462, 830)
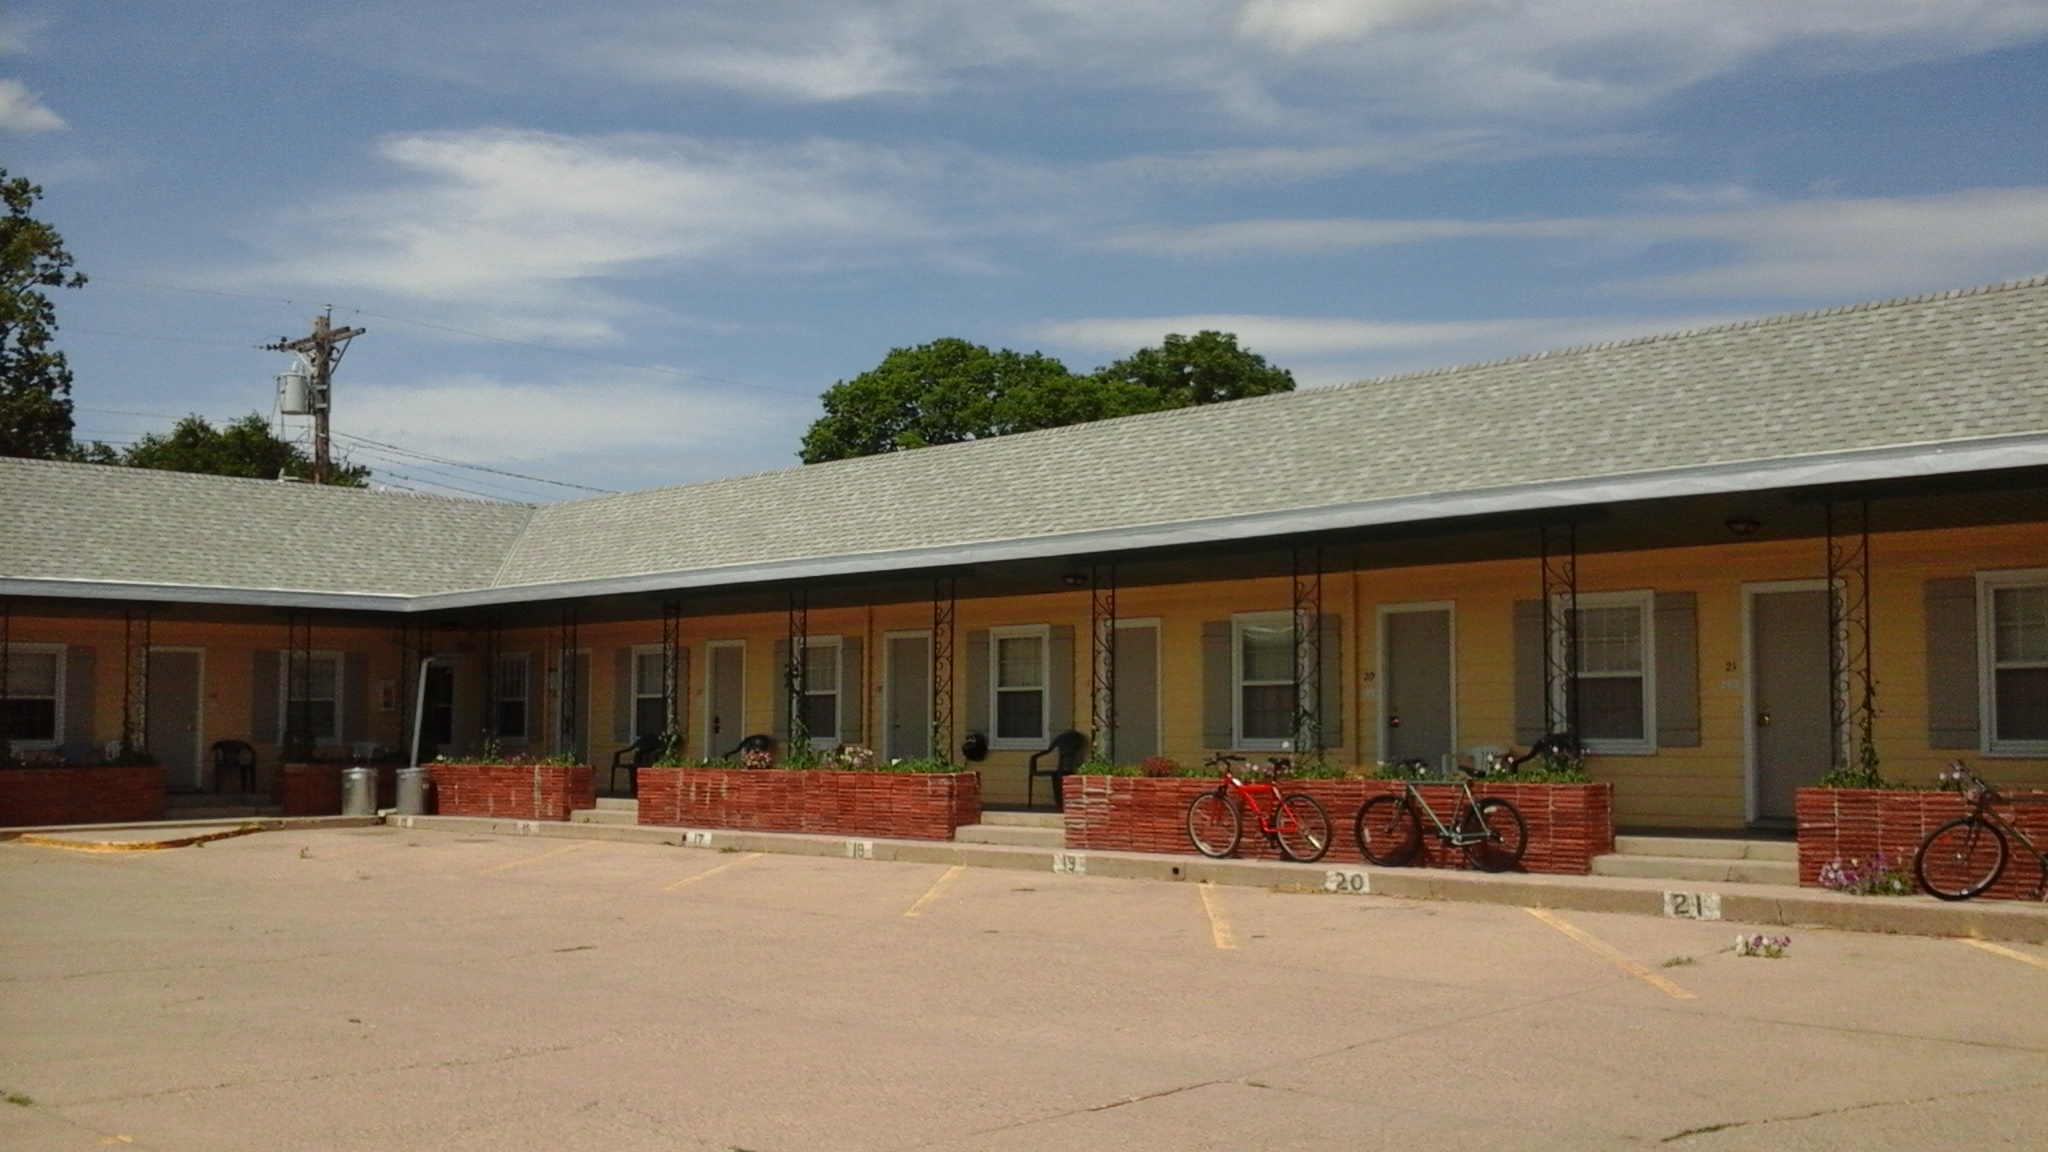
(212, 740, 257, 793)
(1028, 729, 1089, 810)
(609, 733, 663, 797)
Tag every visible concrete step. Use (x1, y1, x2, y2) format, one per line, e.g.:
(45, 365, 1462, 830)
(955, 823, 1065, 848)
(1591, 854, 1799, 886)
(592, 797, 639, 811)
(569, 807, 639, 826)
(1612, 835, 1797, 862)
(978, 811, 1065, 829)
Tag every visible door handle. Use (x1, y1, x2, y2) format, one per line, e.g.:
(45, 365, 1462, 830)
(1388, 714, 1402, 729)
(1757, 709, 1772, 728)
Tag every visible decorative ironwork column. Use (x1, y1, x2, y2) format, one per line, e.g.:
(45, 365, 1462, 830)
(1826, 500, 1878, 775)
(931, 576, 956, 764)
(284, 611, 315, 754)
(554, 606, 580, 759)
(1292, 544, 1325, 757)
(480, 613, 503, 750)
(121, 607, 153, 756)
(1089, 564, 1118, 763)
(784, 588, 810, 753)
(0, 599, 10, 757)
(1540, 523, 1580, 738)
(661, 600, 684, 749)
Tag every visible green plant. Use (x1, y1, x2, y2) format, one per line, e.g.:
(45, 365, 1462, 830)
(1817, 853, 1914, 896)
(1372, 759, 1432, 781)
(1286, 756, 1349, 780)
(1498, 758, 1592, 784)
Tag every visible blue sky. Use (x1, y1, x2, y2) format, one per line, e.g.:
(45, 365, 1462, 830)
(7, 1, 2047, 501)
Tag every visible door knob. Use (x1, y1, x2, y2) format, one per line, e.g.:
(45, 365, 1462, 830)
(1757, 709, 1772, 728)
(1389, 714, 1402, 729)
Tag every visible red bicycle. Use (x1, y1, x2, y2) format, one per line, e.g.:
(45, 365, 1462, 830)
(1185, 753, 1332, 863)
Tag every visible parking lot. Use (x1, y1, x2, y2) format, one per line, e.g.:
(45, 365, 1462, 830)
(3, 826, 2045, 1151)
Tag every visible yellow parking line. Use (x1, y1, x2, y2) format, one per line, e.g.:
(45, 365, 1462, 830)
(1199, 882, 1238, 950)
(664, 852, 763, 891)
(1526, 907, 1695, 1000)
(904, 865, 966, 918)
(1960, 938, 2048, 971)
(479, 842, 587, 875)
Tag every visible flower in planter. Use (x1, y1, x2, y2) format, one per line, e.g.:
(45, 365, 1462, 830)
(1817, 853, 1913, 896)
(1140, 756, 1180, 777)
(825, 744, 879, 771)
(741, 747, 774, 771)
(1733, 934, 1792, 959)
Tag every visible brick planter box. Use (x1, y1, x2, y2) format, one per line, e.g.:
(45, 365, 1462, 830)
(430, 763, 595, 821)
(0, 765, 166, 827)
(1061, 776, 1613, 875)
(1797, 787, 2048, 901)
(636, 767, 981, 841)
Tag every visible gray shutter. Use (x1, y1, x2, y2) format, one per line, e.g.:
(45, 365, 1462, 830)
(1318, 614, 1344, 748)
(1653, 592, 1700, 748)
(1926, 577, 1980, 749)
(772, 639, 791, 741)
(1202, 621, 1232, 749)
(840, 637, 863, 746)
(613, 648, 633, 741)
(965, 630, 990, 738)
(341, 652, 369, 743)
(63, 645, 96, 749)
(252, 650, 281, 745)
(1512, 600, 1545, 744)
(1047, 625, 1074, 736)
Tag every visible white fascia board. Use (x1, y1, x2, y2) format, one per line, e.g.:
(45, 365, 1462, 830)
(0, 577, 412, 613)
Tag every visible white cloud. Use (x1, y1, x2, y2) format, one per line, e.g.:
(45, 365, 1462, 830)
(0, 78, 65, 132)
(1237, 0, 1519, 52)
(578, 14, 933, 100)
(1036, 311, 1726, 361)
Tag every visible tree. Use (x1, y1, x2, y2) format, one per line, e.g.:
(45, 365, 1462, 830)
(1090, 330, 1295, 407)
(118, 413, 370, 486)
(0, 168, 87, 460)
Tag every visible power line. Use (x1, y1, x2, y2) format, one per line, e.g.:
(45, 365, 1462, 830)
(329, 431, 614, 494)
(361, 465, 519, 503)
(337, 446, 551, 502)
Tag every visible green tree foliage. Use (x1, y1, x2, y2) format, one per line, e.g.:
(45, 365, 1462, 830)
(0, 169, 87, 460)
(799, 330, 1294, 464)
(117, 413, 370, 486)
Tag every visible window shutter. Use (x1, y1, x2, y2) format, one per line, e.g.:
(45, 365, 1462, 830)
(840, 637, 863, 747)
(1048, 625, 1074, 735)
(341, 653, 369, 744)
(64, 645, 96, 748)
(1925, 577, 1980, 749)
(613, 648, 634, 742)
(1317, 614, 1344, 748)
(965, 630, 990, 738)
(1654, 592, 1700, 748)
(1512, 600, 1545, 745)
(1202, 621, 1232, 749)
(252, 650, 281, 745)
(772, 639, 792, 742)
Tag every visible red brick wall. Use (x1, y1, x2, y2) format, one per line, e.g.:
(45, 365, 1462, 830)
(1060, 776, 1614, 875)
(276, 763, 342, 816)
(1797, 787, 2048, 901)
(636, 768, 981, 841)
(0, 766, 166, 827)
(430, 763, 596, 821)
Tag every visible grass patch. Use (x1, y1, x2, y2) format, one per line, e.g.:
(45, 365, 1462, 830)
(1660, 955, 1698, 968)
(5, 1091, 32, 1107)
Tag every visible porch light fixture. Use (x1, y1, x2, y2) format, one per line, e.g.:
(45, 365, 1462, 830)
(1725, 517, 1762, 537)
(1061, 571, 1089, 587)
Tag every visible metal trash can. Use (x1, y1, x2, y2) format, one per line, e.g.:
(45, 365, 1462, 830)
(396, 767, 430, 816)
(343, 765, 378, 816)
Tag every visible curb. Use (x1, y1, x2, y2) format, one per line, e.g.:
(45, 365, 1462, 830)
(385, 815, 2048, 945)
(1, 815, 385, 842)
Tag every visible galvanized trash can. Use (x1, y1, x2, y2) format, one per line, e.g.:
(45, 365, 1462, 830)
(396, 767, 430, 816)
(342, 765, 378, 816)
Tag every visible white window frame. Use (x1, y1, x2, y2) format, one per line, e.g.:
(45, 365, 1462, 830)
(990, 625, 1050, 750)
(1979, 568, 2048, 757)
(493, 652, 530, 743)
(278, 649, 344, 747)
(1556, 590, 1657, 756)
(2, 643, 65, 750)
(630, 644, 671, 741)
(799, 636, 843, 750)
(1233, 611, 1296, 752)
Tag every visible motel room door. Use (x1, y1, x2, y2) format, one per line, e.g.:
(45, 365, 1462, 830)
(1381, 606, 1455, 769)
(1749, 586, 1834, 824)
(146, 649, 203, 790)
(705, 642, 745, 759)
(883, 633, 931, 762)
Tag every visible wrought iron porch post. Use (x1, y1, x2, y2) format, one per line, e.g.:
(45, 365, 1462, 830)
(1826, 500, 1878, 774)
(284, 611, 314, 754)
(661, 600, 683, 748)
(1090, 564, 1117, 764)
(122, 606, 153, 757)
(1540, 523, 1580, 738)
(480, 613, 502, 751)
(555, 607, 579, 759)
(784, 588, 809, 753)
(931, 577, 956, 764)
(1292, 544, 1325, 758)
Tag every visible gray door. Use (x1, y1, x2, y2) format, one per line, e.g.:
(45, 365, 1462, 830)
(147, 650, 202, 789)
(884, 635, 930, 762)
(1384, 609, 1453, 766)
(706, 644, 745, 759)
(1110, 624, 1160, 763)
(1752, 589, 1834, 822)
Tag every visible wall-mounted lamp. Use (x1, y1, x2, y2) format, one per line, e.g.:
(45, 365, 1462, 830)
(1725, 517, 1762, 537)
(1061, 572, 1089, 587)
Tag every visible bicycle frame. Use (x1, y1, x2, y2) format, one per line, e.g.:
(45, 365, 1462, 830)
(1965, 782, 2048, 891)
(1215, 768, 1303, 838)
(1396, 778, 1492, 846)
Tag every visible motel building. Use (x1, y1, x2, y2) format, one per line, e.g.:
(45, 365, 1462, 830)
(2, 277, 2044, 861)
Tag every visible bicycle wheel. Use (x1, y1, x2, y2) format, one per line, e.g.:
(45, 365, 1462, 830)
(1353, 794, 1422, 866)
(1186, 789, 1243, 859)
(1914, 816, 2007, 900)
(1458, 797, 1528, 873)
(1273, 793, 1332, 863)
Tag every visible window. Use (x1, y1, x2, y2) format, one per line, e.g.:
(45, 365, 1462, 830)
(632, 649, 670, 739)
(799, 638, 841, 747)
(280, 651, 342, 745)
(991, 627, 1047, 746)
(2, 645, 62, 747)
(1985, 573, 2048, 752)
(493, 653, 529, 741)
(1562, 591, 1655, 754)
(1234, 613, 1295, 749)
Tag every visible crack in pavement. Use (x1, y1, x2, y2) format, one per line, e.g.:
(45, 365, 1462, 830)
(1658, 1079, 2048, 1143)
(58, 1041, 587, 1108)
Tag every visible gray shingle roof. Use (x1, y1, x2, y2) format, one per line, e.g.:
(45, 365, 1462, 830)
(5, 276, 2045, 605)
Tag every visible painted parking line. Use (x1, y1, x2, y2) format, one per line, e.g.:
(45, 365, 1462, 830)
(1960, 937, 2048, 972)
(479, 842, 588, 875)
(1526, 907, 1696, 1000)
(664, 852, 763, 891)
(1199, 882, 1238, 950)
(904, 865, 966, 918)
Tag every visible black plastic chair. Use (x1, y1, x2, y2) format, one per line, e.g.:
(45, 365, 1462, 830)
(1028, 729, 1088, 810)
(212, 739, 257, 793)
(609, 733, 663, 797)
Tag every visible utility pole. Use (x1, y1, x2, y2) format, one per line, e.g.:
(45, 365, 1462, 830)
(265, 310, 365, 485)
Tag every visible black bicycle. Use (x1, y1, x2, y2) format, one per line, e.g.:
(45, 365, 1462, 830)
(1353, 768, 1527, 873)
(1913, 762, 2048, 901)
